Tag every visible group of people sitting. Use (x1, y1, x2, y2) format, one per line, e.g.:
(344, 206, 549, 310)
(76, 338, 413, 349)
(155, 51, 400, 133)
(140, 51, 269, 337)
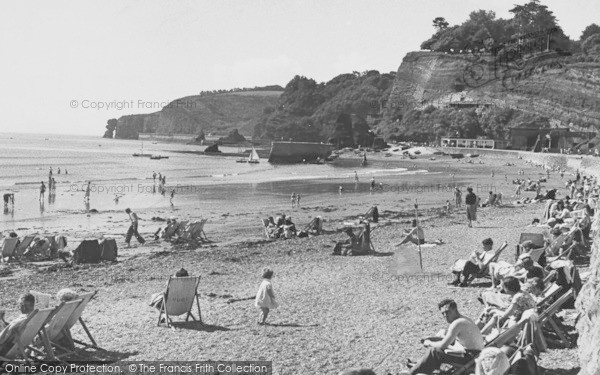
(0, 232, 68, 262)
(332, 220, 372, 256)
(263, 215, 298, 239)
(0, 288, 79, 356)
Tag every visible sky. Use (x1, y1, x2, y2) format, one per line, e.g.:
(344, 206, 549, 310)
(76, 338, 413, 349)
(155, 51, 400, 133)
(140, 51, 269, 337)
(0, 0, 597, 136)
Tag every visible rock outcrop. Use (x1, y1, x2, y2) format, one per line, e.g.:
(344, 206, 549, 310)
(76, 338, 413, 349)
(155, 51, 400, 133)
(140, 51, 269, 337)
(217, 129, 246, 144)
(110, 91, 282, 139)
(576, 205, 600, 375)
(102, 119, 117, 139)
(380, 51, 600, 136)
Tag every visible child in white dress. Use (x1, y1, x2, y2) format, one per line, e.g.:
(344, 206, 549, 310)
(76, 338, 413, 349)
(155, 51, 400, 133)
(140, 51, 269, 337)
(255, 268, 278, 325)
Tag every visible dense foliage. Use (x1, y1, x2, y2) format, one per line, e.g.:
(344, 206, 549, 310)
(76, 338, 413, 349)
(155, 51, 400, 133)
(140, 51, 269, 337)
(420, 1, 573, 53)
(253, 71, 395, 143)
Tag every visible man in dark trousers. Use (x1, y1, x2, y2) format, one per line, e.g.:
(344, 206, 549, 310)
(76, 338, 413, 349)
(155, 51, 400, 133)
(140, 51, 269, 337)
(125, 208, 145, 247)
(465, 187, 477, 228)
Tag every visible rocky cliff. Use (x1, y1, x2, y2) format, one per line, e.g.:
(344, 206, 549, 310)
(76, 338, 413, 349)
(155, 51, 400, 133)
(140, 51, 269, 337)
(576, 206, 600, 375)
(112, 91, 282, 139)
(379, 51, 600, 138)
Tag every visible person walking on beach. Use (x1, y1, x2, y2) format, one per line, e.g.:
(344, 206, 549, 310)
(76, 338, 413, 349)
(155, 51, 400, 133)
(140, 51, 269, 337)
(296, 193, 301, 207)
(290, 192, 296, 208)
(255, 268, 278, 325)
(170, 189, 175, 204)
(152, 172, 156, 183)
(354, 171, 359, 183)
(39, 181, 46, 201)
(125, 208, 145, 247)
(465, 187, 477, 228)
(339, 186, 343, 195)
(57, 167, 60, 174)
(515, 184, 522, 198)
(370, 177, 376, 193)
(454, 187, 462, 208)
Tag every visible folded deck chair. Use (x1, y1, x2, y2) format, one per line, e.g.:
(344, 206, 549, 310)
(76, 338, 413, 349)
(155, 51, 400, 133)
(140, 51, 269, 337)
(537, 289, 573, 348)
(157, 276, 202, 328)
(0, 307, 56, 361)
(14, 235, 35, 259)
(468, 242, 508, 284)
(36, 300, 82, 360)
(1, 237, 19, 262)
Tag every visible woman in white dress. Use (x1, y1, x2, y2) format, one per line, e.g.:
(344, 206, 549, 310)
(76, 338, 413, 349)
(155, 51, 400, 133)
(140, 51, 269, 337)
(255, 268, 278, 325)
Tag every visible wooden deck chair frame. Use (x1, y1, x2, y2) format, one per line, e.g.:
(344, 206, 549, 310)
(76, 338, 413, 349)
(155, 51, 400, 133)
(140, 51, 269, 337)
(468, 242, 508, 284)
(454, 315, 530, 375)
(157, 276, 202, 328)
(1, 237, 19, 263)
(179, 219, 208, 243)
(14, 235, 36, 259)
(0, 307, 57, 362)
(38, 299, 84, 359)
(537, 288, 573, 348)
(537, 283, 564, 310)
(59, 291, 99, 350)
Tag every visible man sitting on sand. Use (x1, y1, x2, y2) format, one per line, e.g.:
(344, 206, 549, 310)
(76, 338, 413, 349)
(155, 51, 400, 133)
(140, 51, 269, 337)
(396, 219, 425, 246)
(402, 299, 484, 375)
(0, 293, 35, 356)
(333, 228, 358, 256)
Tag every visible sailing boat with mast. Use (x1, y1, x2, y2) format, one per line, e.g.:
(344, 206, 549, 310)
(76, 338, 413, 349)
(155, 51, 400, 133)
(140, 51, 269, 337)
(247, 146, 260, 164)
(133, 140, 152, 157)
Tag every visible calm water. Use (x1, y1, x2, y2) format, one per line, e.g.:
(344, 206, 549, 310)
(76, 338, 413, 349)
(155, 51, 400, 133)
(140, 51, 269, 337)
(0, 133, 421, 223)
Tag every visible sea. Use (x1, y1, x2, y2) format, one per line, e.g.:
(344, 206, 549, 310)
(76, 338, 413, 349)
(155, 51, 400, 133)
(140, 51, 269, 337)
(0, 133, 429, 226)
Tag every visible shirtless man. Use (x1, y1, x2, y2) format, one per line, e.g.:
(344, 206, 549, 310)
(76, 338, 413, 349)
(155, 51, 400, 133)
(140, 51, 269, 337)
(125, 208, 145, 247)
(0, 293, 35, 356)
(402, 299, 484, 375)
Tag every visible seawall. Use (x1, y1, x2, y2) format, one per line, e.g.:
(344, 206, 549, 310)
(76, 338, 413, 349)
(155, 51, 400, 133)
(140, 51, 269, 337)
(440, 148, 600, 178)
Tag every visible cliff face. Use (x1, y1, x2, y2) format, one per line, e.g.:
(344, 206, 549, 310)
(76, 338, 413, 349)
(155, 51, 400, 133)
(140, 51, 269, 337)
(113, 91, 282, 139)
(576, 205, 600, 375)
(380, 51, 600, 136)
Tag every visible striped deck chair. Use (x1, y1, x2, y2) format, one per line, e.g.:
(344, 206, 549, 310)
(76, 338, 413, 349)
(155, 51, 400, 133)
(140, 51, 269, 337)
(1, 237, 19, 263)
(0, 307, 56, 361)
(157, 276, 202, 328)
(14, 235, 35, 259)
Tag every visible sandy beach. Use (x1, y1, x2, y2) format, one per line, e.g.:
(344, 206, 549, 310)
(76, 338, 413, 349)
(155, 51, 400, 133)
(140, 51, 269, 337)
(0, 149, 584, 374)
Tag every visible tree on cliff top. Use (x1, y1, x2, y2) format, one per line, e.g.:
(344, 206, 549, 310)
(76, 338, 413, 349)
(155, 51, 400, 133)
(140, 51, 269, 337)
(580, 24, 600, 42)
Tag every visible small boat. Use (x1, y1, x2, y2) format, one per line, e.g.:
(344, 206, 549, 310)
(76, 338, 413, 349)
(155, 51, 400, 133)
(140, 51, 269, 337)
(247, 147, 260, 164)
(133, 141, 152, 157)
(450, 153, 464, 159)
(409, 155, 417, 159)
(150, 155, 169, 159)
(385, 152, 392, 157)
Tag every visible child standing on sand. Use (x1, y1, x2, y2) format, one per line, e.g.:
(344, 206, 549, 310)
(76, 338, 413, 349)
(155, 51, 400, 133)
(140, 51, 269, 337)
(255, 268, 278, 325)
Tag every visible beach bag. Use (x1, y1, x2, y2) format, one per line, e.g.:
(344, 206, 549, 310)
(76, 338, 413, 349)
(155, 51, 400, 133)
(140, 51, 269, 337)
(100, 238, 118, 261)
(72, 239, 101, 264)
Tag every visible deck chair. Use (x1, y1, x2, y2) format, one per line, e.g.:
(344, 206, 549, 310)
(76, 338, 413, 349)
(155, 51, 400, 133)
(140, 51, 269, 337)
(515, 233, 545, 260)
(537, 289, 573, 348)
(454, 313, 531, 375)
(42, 300, 83, 357)
(14, 235, 35, 259)
(60, 291, 99, 350)
(157, 276, 202, 328)
(179, 219, 208, 243)
(467, 242, 508, 284)
(0, 307, 56, 361)
(303, 216, 323, 236)
(537, 283, 563, 310)
(162, 221, 179, 240)
(1, 237, 19, 262)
